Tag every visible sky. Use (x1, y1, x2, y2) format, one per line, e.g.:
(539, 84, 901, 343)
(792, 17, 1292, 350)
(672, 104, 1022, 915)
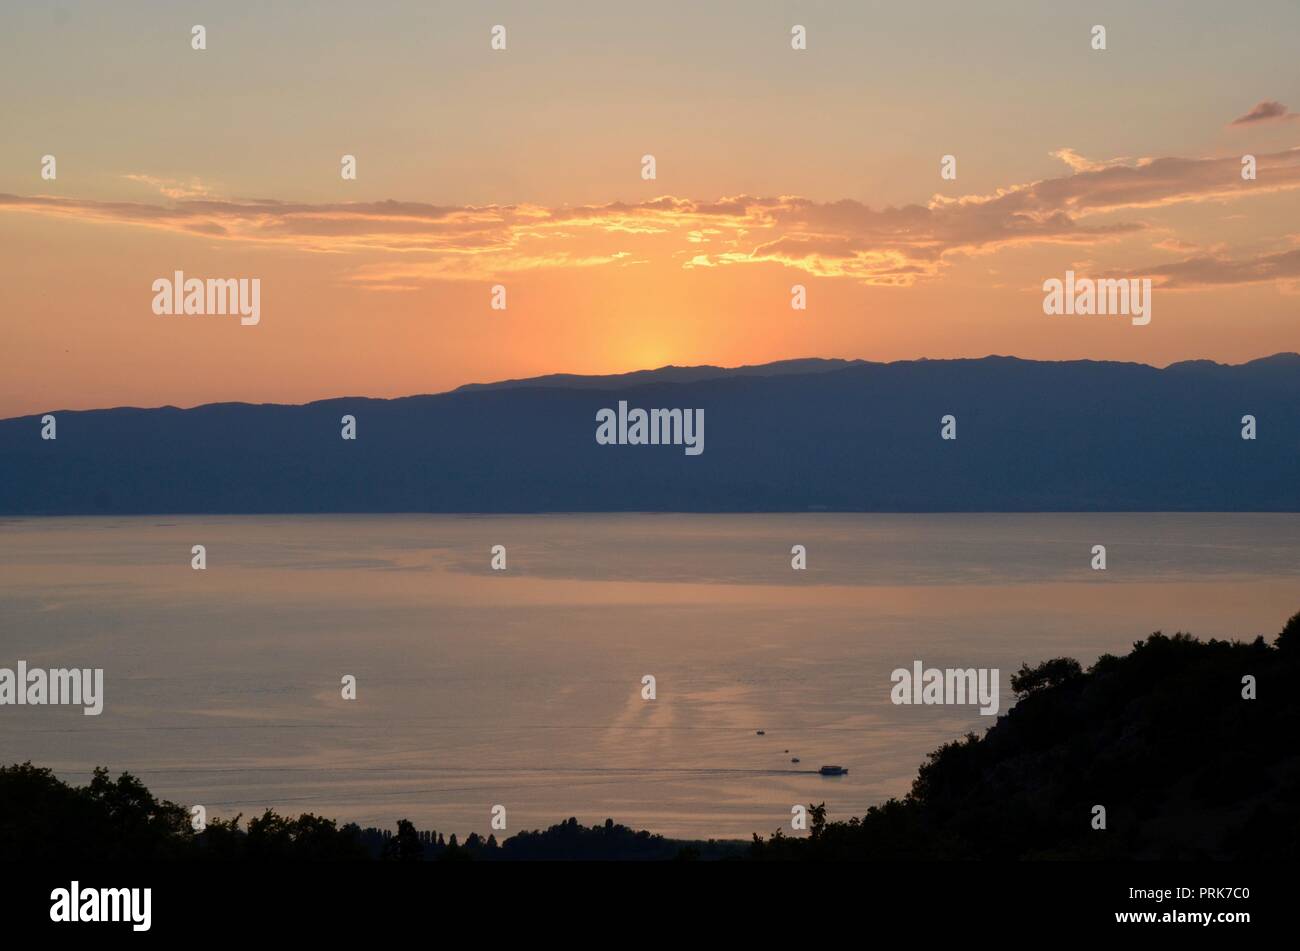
(2, 0, 1299, 417)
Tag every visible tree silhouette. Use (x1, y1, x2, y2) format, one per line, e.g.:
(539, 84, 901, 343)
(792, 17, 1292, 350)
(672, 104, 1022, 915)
(1278, 609, 1300, 653)
(1011, 657, 1083, 696)
(383, 819, 423, 862)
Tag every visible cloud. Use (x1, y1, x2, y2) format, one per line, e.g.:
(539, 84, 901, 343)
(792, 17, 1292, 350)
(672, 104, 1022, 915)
(1049, 148, 1137, 173)
(1142, 247, 1300, 288)
(122, 174, 217, 200)
(1229, 101, 1299, 126)
(4, 146, 1300, 287)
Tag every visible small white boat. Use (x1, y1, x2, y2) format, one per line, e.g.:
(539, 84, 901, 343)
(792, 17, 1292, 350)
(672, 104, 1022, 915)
(818, 765, 848, 776)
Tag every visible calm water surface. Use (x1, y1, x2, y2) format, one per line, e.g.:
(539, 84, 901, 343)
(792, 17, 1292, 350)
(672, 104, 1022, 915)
(2, 514, 1297, 839)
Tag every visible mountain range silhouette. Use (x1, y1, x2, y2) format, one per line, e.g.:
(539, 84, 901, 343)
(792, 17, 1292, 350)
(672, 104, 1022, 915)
(3, 354, 1298, 514)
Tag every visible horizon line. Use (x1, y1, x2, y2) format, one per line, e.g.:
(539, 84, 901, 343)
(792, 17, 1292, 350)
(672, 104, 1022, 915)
(7, 350, 1298, 422)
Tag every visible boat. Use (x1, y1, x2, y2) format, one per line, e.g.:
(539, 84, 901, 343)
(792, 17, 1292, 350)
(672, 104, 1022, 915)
(818, 765, 848, 776)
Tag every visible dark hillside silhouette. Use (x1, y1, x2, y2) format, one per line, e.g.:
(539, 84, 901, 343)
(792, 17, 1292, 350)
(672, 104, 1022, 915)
(751, 610, 1300, 860)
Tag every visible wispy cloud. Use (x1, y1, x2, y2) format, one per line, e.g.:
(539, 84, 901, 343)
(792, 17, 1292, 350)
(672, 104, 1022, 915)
(1141, 247, 1300, 288)
(122, 174, 218, 200)
(1048, 148, 1137, 173)
(4, 147, 1300, 287)
(1229, 100, 1300, 126)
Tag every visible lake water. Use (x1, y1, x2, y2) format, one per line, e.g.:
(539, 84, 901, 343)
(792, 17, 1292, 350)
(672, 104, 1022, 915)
(1, 514, 1297, 840)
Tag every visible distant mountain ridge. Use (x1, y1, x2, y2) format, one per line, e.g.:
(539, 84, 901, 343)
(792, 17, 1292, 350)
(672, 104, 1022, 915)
(2, 354, 1298, 514)
(454, 353, 1300, 394)
(452, 357, 872, 392)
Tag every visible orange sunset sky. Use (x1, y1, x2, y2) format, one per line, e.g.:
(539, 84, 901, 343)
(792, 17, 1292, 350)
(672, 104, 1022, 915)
(1, 1, 1298, 418)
